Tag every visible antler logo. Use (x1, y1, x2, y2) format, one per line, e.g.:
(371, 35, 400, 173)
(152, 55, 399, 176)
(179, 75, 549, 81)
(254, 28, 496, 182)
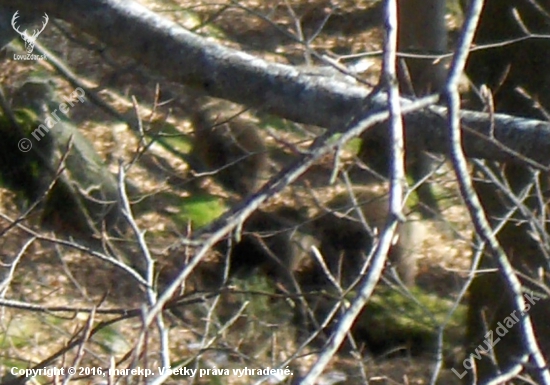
(11, 11, 49, 53)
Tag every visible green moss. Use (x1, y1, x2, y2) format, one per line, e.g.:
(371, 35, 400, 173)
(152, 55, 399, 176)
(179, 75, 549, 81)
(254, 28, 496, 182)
(351, 285, 466, 355)
(173, 194, 228, 228)
(93, 325, 130, 354)
(0, 109, 51, 201)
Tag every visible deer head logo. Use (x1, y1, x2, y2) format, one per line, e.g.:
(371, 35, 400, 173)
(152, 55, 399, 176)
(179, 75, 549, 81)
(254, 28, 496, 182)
(11, 11, 49, 53)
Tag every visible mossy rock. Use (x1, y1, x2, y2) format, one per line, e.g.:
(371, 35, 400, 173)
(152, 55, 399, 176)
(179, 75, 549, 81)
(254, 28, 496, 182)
(0, 109, 53, 201)
(313, 285, 465, 356)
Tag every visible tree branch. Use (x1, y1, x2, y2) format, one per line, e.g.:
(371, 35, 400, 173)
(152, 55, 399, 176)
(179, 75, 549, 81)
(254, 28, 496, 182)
(1, 0, 549, 165)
